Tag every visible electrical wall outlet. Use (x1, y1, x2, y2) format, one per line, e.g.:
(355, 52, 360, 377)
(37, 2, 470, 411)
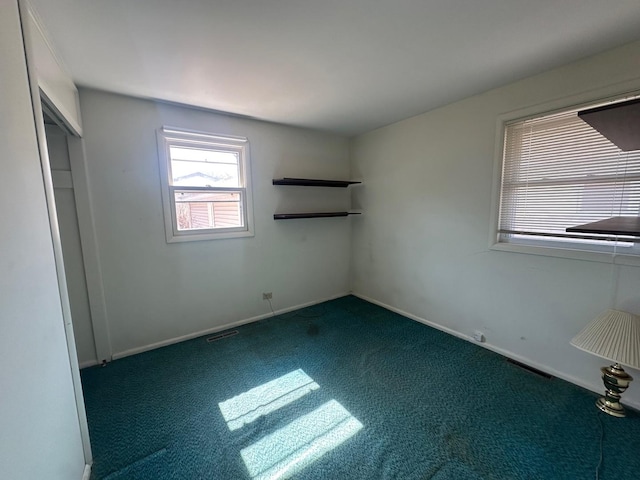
(473, 330, 485, 343)
(262, 292, 273, 300)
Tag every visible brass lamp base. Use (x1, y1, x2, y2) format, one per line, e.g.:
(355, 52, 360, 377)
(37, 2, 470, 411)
(596, 363, 633, 418)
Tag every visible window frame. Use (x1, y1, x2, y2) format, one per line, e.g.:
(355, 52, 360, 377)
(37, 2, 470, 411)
(489, 81, 640, 266)
(157, 127, 254, 243)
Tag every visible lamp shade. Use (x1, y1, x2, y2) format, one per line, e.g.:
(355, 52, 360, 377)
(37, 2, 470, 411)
(571, 309, 640, 369)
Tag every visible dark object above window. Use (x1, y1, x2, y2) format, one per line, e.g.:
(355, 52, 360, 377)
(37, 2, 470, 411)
(272, 178, 361, 188)
(578, 98, 640, 152)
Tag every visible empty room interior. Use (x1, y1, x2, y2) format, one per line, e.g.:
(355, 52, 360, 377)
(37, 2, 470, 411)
(4, 1, 640, 479)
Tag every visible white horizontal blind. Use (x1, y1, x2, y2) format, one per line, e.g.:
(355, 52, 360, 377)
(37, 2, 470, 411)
(499, 105, 640, 248)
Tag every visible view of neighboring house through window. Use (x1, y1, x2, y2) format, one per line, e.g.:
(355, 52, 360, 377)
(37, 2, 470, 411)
(171, 146, 242, 230)
(157, 128, 253, 242)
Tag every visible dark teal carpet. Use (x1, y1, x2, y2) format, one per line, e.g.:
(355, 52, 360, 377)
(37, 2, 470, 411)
(82, 296, 640, 479)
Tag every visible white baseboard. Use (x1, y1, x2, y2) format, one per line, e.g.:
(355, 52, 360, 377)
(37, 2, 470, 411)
(82, 464, 91, 480)
(352, 292, 640, 412)
(79, 359, 99, 369)
(111, 292, 350, 361)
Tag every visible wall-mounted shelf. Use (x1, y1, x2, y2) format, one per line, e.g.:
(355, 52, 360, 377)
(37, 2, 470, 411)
(273, 177, 362, 220)
(273, 178, 361, 188)
(566, 216, 640, 237)
(274, 212, 361, 220)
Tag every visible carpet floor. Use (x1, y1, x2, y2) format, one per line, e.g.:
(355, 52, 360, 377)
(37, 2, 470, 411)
(82, 296, 640, 479)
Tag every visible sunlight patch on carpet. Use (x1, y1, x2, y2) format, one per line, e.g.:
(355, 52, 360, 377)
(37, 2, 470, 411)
(240, 399, 363, 480)
(218, 369, 319, 431)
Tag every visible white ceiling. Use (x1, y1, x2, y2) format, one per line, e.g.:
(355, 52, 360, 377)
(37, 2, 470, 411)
(30, 0, 640, 136)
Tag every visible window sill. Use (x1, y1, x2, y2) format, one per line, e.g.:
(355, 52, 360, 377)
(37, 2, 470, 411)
(167, 229, 254, 243)
(490, 242, 640, 267)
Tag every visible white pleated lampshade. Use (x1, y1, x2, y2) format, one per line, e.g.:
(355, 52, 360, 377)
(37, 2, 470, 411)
(571, 309, 640, 369)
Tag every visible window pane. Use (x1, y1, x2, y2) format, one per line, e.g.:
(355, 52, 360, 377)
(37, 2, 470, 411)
(169, 146, 240, 187)
(174, 191, 243, 230)
(499, 98, 640, 250)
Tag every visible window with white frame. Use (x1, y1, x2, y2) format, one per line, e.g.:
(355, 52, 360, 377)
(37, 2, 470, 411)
(157, 127, 253, 242)
(495, 93, 640, 257)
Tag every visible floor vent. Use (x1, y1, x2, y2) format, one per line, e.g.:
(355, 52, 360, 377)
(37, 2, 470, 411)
(206, 330, 239, 343)
(506, 358, 553, 380)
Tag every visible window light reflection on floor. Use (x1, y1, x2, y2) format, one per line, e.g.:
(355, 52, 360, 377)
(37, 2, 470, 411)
(240, 399, 363, 480)
(218, 369, 320, 431)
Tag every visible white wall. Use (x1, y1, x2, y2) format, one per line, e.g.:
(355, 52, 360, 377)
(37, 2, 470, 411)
(79, 89, 352, 358)
(350, 40, 640, 408)
(0, 2, 86, 478)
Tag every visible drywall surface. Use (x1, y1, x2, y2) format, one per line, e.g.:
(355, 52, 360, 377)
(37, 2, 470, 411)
(0, 2, 86, 478)
(47, 125, 98, 365)
(79, 89, 351, 357)
(350, 40, 640, 407)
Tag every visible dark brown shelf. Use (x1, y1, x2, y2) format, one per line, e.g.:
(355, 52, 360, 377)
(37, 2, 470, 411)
(566, 216, 640, 237)
(578, 98, 640, 152)
(274, 212, 362, 220)
(273, 178, 361, 188)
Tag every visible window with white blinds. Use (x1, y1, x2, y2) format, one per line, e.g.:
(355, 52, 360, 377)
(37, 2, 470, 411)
(498, 98, 640, 254)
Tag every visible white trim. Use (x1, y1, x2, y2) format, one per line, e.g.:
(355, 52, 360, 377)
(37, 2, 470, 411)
(490, 242, 613, 263)
(81, 464, 91, 480)
(156, 128, 255, 243)
(67, 136, 113, 364)
(490, 242, 640, 267)
(79, 359, 100, 369)
(39, 85, 82, 137)
(162, 125, 248, 144)
(112, 293, 349, 360)
(19, 0, 92, 464)
(488, 112, 505, 250)
(351, 292, 640, 411)
(613, 254, 640, 267)
(166, 227, 255, 242)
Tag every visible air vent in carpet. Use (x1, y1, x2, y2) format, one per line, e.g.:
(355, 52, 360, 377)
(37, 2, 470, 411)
(506, 358, 553, 380)
(206, 330, 239, 343)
